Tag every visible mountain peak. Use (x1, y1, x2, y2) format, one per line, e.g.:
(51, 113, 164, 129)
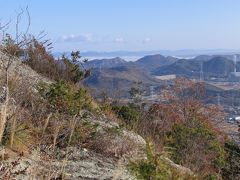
(136, 54, 177, 70)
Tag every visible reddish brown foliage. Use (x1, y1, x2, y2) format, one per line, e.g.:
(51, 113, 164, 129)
(137, 78, 226, 147)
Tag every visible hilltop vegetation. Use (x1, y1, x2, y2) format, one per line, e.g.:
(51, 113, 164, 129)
(0, 31, 147, 178)
(0, 20, 240, 179)
(109, 78, 240, 179)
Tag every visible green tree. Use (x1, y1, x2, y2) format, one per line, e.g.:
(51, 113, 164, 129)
(39, 81, 92, 115)
(128, 141, 194, 180)
(222, 140, 240, 179)
(129, 81, 144, 104)
(166, 117, 226, 178)
(61, 51, 89, 83)
(113, 105, 140, 128)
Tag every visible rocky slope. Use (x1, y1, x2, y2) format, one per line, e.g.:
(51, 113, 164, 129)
(0, 111, 146, 179)
(0, 52, 145, 179)
(0, 52, 193, 179)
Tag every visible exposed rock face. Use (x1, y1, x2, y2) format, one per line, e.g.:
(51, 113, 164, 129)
(0, 147, 133, 179)
(0, 132, 143, 179)
(0, 52, 52, 86)
(0, 52, 145, 179)
(0, 110, 145, 179)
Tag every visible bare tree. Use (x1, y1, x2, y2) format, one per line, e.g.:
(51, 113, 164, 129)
(0, 7, 31, 144)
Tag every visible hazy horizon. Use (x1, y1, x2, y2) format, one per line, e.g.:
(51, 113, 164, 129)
(53, 49, 240, 61)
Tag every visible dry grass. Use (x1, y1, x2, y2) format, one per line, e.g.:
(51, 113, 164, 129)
(90, 132, 138, 159)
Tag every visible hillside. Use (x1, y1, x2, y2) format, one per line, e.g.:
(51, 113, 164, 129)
(83, 54, 240, 97)
(135, 54, 178, 71)
(152, 59, 201, 77)
(83, 54, 179, 97)
(0, 52, 146, 179)
(153, 56, 238, 78)
(203, 56, 234, 76)
(84, 57, 126, 69)
(2, 1, 240, 178)
(0, 50, 199, 179)
(84, 65, 160, 97)
(0, 52, 52, 86)
(0, 48, 239, 179)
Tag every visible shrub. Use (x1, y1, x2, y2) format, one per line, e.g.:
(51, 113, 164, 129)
(166, 117, 226, 177)
(136, 103, 181, 148)
(112, 104, 140, 129)
(25, 38, 90, 84)
(38, 81, 93, 115)
(0, 34, 22, 57)
(128, 141, 195, 180)
(67, 120, 98, 147)
(222, 140, 240, 179)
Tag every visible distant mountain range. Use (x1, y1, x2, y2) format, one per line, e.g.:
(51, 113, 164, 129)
(153, 55, 240, 78)
(81, 49, 240, 58)
(84, 57, 126, 69)
(135, 54, 178, 71)
(84, 54, 178, 71)
(83, 55, 175, 96)
(83, 53, 240, 97)
(84, 65, 159, 97)
(54, 49, 240, 60)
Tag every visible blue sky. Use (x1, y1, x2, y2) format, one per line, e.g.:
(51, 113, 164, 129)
(1, 0, 240, 52)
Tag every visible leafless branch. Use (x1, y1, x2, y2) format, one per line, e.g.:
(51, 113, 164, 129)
(0, 19, 11, 42)
(36, 31, 48, 41)
(15, 8, 24, 44)
(0, 7, 32, 144)
(0, 19, 11, 31)
(24, 6, 31, 36)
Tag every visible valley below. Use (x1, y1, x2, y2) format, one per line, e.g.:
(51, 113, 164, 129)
(83, 54, 240, 145)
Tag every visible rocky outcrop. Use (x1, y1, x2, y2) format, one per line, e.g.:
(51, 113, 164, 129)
(0, 52, 145, 179)
(0, 111, 146, 179)
(0, 52, 52, 86)
(0, 147, 133, 179)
